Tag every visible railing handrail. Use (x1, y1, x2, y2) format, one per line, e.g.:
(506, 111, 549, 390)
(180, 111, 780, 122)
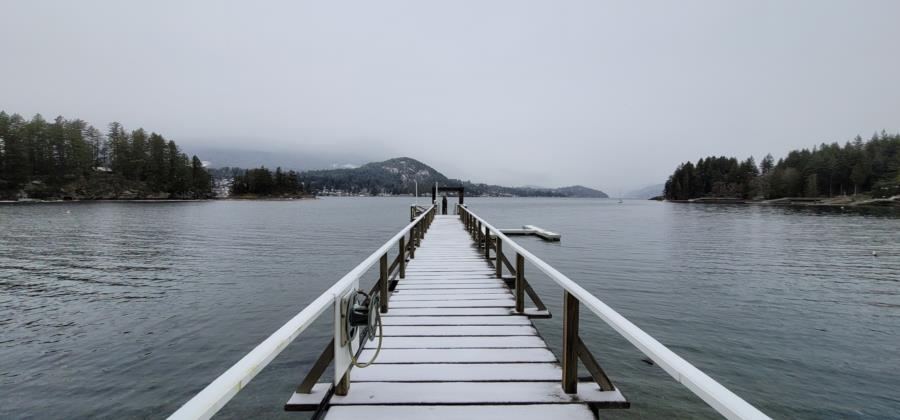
(458, 205, 770, 420)
(168, 205, 436, 420)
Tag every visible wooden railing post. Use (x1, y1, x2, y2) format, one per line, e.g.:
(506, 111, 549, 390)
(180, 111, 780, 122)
(484, 226, 490, 258)
(409, 228, 416, 258)
(562, 291, 579, 394)
(379, 254, 388, 313)
(515, 253, 525, 313)
(495, 239, 503, 278)
(399, 237, 406, 278)
(335, 370, 350, 396)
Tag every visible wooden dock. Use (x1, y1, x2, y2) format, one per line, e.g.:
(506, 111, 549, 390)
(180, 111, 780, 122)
(286, 215, 625, 419)
(169, 203, 770, 420)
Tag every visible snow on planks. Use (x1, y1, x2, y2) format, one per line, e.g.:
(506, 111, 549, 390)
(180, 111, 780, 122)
(325, 404, 597, 420)
(286, 215, 626, 418)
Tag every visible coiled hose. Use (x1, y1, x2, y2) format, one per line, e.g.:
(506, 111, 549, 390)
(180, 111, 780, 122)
(348, 292, 383, 368)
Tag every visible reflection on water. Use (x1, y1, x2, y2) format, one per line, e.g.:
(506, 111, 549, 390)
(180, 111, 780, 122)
(1, 198, 898, 419)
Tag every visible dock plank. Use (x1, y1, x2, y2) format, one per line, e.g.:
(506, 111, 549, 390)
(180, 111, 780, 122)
(394, 283, 504, 290)
(357, 348, 557, 363)
(393, 282, 503, 297)
(382, 325, 536, 336)
(324, 381, 626, 405)
(363, 336, 547, 349)
(324, 405, 596, 420)
(351, 362, 560, 382)
(384, 307, 514, 316)
(380, 316, 529, 326)
(388, 299, 514, 308)
(389, 293, 511, 301)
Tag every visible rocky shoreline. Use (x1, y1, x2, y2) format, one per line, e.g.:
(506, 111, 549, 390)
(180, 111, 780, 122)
(665, 195, 900, 208)
(0, 174, 213, 202)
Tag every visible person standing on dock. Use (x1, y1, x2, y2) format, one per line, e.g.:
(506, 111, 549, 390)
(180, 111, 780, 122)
(441, 194, 448, 214)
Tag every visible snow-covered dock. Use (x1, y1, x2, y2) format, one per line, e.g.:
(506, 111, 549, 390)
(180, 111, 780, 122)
(499, 224, 561, 241)
(284, 215, 623, 419)
(169, 203, 770, 420)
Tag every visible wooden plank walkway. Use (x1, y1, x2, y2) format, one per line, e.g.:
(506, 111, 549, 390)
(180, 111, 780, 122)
(293, 215, 626, 420)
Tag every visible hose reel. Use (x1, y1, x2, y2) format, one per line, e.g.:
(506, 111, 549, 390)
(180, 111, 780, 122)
(340, 290, 383, 368)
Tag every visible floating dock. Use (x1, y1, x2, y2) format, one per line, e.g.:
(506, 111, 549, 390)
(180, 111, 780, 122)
(169, 203, 770, 420)
(500, 224, 561, 241)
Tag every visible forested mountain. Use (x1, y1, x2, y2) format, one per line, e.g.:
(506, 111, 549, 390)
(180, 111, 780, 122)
(299, 157, 448, 195)
(0, 110, 212, 200)
(664, 132, 900, 200)
(288, 157, 608, 197)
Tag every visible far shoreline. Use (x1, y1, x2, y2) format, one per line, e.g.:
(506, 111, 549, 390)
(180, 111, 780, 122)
(663, 195, 900, 209)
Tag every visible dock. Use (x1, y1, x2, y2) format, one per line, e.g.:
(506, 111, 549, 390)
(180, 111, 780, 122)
(500, 224, 561, 241)
(285, 214, 623, 419)
(169, 202, 770, 420)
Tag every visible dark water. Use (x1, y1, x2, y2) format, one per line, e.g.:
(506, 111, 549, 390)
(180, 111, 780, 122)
(1, 198, 898, 419)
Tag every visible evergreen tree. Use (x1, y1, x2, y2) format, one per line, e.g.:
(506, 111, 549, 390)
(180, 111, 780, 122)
(850, 161, 870, 195)
(129, 128, 148, 180)
(107, 122, 129, 174)
(147, 133, 168, 190)
(760, 154, 774, 175)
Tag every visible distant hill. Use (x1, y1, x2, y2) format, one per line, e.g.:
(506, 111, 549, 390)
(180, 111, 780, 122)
(299, 157, 449, 194)
(287, 157, 608, 197)
(552, 185, 610, 198)
(625, 183, 665, 199)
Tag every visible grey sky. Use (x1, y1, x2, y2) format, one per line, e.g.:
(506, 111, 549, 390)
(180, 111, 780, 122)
(3, 1, 899, 192)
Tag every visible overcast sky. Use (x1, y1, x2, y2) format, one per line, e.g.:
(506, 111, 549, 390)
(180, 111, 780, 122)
(3, 1, 899, 192)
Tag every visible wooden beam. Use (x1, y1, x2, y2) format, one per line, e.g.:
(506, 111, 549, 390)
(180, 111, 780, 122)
(335, 370, 350, 396)
(523, 279, 548, 312)
(295, 339, 335, 394)
(399, 237, 406, 279)
(563, 291, 579, 394)
(495, 239, 503, 278)
(380, 254, 388, 313)
(515, 253, 525, 314)
(576, 336, 615, 391)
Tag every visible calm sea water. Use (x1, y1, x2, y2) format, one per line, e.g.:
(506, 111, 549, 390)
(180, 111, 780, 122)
(1, 198, 898, 419)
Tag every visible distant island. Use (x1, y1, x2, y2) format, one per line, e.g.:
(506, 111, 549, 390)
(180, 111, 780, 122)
(212, 157, 608, 198)
(0, 110, 212, 200)
(663, 131, 900, 205)
(226, 167, 309, 199)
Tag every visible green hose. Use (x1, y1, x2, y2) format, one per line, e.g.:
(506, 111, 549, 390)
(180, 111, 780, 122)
(349, 297, 383, 368)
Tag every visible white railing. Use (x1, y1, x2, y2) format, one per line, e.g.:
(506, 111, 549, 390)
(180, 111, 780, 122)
(168, 205, 436, 420)
(459, 205, 770, 420)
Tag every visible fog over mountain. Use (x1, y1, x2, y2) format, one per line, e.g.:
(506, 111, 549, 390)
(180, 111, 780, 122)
(185, 145, 372, 172)
(625, 183, 665, 199)
(3, 1, 900, 192)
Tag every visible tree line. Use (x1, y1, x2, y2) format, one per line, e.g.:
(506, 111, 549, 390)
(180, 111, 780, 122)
(230, 166, 306, 196)
(664, 132, 900, 200)
(0, 110, 212, 198)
